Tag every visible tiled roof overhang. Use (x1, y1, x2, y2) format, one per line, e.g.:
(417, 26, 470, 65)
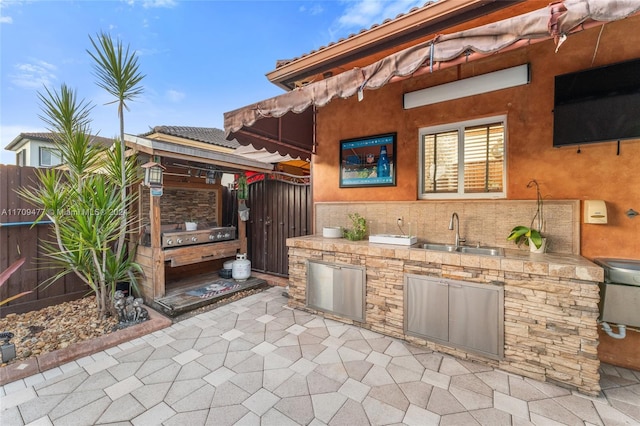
(124, 134, 274, 173)
(141, 126, 240, 150)
(5, 132, 114, 151)
(224, 0, 640, 159)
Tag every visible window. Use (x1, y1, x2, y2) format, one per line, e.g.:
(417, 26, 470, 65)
(16, 149, 26, 166)
(419, 116, 506, 199)
(39, 147, 61, 167)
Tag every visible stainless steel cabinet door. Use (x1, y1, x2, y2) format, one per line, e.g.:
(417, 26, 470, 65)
(448, 282, 500, 357)
(405, 275, 449, 341)
(333, 265, 365, 321)
(404, 274, 504, 359)
(307, 261, 335, 312)
(307, 261, 365, 322)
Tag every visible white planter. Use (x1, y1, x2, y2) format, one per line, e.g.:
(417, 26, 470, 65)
(369, 234, 417, 246)
(322, 226, 343, 238)
(185, 222, 198, 231)
(529, 237, 547, 253)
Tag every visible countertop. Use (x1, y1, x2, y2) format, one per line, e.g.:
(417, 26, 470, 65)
(286, 235, 604, 283)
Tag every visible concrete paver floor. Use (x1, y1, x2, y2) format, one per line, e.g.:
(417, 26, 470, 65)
(1, 285, 639, 425)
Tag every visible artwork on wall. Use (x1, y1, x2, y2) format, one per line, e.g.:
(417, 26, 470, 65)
(339, 133, 397, 187)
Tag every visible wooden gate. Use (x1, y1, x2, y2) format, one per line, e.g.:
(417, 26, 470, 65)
(246, 173, 311, 277)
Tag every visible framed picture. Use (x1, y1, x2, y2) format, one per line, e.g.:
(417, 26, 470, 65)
(340, 133, 397, 187)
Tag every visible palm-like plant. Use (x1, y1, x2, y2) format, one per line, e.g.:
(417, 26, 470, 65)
(17, 32, 145, 318)
(87, 31, 145, 264)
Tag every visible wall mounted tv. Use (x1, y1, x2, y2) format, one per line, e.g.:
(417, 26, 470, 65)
(553, 58, 640, 147)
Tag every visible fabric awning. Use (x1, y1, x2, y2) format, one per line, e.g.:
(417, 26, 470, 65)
(224, 0, 640, 158)
(233, 143, 299, 163)
(226, 106, 314, 160)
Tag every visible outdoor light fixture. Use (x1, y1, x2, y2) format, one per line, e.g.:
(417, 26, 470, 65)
(206, 170, 216, 184)
(141, 161, 165, 187)
(0, 332, 16, 363)
(403, 63, 530, 109)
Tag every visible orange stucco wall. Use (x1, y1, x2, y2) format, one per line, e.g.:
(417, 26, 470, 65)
(313, 15, 640, 262)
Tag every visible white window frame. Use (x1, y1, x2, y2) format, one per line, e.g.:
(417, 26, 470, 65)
(418, 115, 507, 199)
(39, 147, 61, 167)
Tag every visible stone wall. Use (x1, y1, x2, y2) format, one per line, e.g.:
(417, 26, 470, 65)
(140, 186, 219, 226)
(287, 236, 601, 395)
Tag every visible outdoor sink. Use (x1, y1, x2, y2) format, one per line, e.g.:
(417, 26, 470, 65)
(421, 243, 458, 252)
(594, 258, 640, 286)
(420, 243, 504, 256)
(458, 246, 505, 256)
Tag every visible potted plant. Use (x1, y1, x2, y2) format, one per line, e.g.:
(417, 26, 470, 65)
(185, 217, 198, 231)
(507, 225, 544, 252)
(343, 213, 367, 241)
(507, 179, 546, 253)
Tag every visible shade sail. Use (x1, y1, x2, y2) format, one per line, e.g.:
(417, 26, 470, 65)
(224, 0, 640, 157)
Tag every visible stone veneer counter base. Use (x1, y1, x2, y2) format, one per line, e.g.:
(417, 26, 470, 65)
(286, 235, 603, 395)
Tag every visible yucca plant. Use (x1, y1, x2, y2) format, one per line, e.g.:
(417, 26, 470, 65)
(87, 31, 145, 264)
(17, 32, 145, 318)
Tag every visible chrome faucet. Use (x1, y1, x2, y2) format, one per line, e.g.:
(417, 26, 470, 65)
(448, 212, 466, 247)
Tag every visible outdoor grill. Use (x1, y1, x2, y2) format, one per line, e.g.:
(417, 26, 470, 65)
(142, 223, 236, 248)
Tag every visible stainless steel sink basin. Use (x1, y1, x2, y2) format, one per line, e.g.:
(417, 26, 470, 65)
(421, 243, 457, 252)
(459, 246, 505, 256)
(594, 258, 640, 286)
(420, 243, 504, 256)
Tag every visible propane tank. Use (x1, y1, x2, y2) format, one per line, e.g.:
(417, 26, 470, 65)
(232, 253, 251, 281)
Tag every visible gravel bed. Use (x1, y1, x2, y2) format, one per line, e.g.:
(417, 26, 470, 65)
(0, 286, 268, 367)
(0, 296, 118, 367)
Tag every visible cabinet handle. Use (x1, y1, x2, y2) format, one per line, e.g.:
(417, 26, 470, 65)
(449, 283, 462, 288)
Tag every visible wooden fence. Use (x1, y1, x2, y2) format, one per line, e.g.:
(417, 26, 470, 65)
(0, 165, 87, 317)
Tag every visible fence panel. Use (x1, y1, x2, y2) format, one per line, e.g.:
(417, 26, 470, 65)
(0, 165, 87, 317)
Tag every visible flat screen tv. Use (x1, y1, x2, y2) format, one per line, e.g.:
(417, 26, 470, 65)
(553, 58, 640, 147)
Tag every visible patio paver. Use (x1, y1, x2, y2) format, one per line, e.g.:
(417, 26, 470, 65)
(1, 285, 639, 425)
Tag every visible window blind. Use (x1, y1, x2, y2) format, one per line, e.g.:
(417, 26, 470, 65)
(423, 130, 458, 193)
(463, 123, 504, 193)
(421, 121, 504, 196)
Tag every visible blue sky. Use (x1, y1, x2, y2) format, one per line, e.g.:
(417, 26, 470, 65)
(0, 0, 425, 164)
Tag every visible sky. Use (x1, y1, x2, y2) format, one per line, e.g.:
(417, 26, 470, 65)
(0, 0, 427, 164)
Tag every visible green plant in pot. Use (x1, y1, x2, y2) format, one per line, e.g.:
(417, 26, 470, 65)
(507, 225, 543, 250)
(343, 213, 367, 241)
(507, 179, 546, 252)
